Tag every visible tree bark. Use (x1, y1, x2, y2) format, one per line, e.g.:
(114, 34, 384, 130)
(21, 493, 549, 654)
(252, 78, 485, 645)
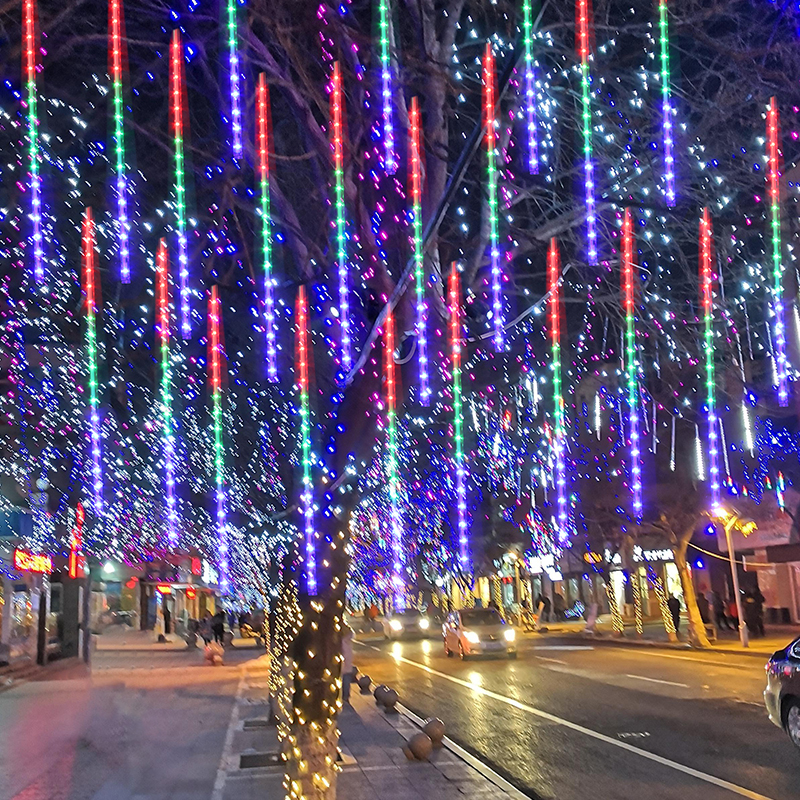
(673, 532, 712, 649)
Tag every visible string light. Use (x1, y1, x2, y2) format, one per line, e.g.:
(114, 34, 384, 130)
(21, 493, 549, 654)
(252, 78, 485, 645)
(377, 0, 395, 173)
(82, 209, 103, 515)
(209, 286, 230, 593)
(23, 0, 43, 283)
(621, 209, 642, 521)
(576, 0, 598, 264)
(657, 0, 676, 206)
(767, 97, 789, 406)
(522, 0, 539, 173)
(296, 286, 316, 595)
(409, 96, 430, 404)
(483, 43, 504, 349)
(548, 239, 568, 541)
(330, 62, 351, 374)
(156, 240, 178, 545)
(700, 208, 720, 511)
(384, 309, 402, 606)
(109, 0, 131, 282)
(257, 74, 278, 383)
(449, 264, 470, 573)
(170, 30, 191, 339)
(226, 0, 243, 159)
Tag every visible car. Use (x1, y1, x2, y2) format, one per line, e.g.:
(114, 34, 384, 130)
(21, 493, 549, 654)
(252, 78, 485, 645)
(382, 609, 436, 640)
(443, 607, 517, 659)
(765, 636, 800, 749)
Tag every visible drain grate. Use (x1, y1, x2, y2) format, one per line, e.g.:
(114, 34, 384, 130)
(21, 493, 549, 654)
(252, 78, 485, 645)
(243, 718, 272, 730)
(239, 752, 282, 770)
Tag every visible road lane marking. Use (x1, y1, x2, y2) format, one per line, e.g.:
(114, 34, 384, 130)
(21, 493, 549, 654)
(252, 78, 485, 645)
(608, 649, 761, 670)
(530, 645, 594, 651)
(384, 650, 775, 800)
(625, 674, 689, 688)
(536, 656, 568, 665)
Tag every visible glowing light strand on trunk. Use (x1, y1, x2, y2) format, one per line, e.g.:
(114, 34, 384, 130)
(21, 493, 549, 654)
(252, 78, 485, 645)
(767, 97, 789, 406)
(109, 0, 131, 282)
(82, 209, 103, 515)
(576, 0, 598, 265)
(409, 97, 430, 404)
(226, 0, 243, 159)
(384, 310, 402, 603)
(483, 44, 504, 349)
(156, 240, 178, 544)
(657, 0, 676, 206)
(522, 0, 539, 173)
(449, 265, 470, 572)
(296, 286, 317, 595)
(700, 208, 720, 511)
(170, 30, 191, 339)
(377, 0, 395, 173)
(331, 62, 351, 373)
(621, 209, 642, 521)
(23, 0, 43, 282)
(209, 286, 230, 593)
(548, 239, 569, 541)
(257, 74, 278, 382)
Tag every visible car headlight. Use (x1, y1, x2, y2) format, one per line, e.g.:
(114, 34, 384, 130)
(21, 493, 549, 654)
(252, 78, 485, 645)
(503, 628, 516, 642)
(390, 619, 403, 632)
(419, 618, 430, 630)
(464, 630, 480, 644)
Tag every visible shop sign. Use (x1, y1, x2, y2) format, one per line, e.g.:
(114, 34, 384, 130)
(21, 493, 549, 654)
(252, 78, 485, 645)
(633, 546, 673, 563)
(13, 548, 52, 574)
(156, 583, 173, 594)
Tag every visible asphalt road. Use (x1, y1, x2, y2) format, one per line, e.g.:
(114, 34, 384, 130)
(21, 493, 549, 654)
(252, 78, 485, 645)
(353, 635, 800, 800)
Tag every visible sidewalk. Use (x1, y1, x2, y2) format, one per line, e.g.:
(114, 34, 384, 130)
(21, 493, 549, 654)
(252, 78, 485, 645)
(95, 626, 264, 651)
(535, 616, 798, 657)
(339, 689, 525, 800)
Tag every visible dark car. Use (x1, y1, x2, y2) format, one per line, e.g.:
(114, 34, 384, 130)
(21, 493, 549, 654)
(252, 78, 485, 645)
(382, 609, 437, 640)
(764, 636, 800, 749)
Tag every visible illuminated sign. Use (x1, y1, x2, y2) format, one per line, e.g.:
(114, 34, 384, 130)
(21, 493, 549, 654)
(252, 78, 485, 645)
(156, 583, 173, 595)
(14, 549, 52, 574)
(186, 587, 197, 600)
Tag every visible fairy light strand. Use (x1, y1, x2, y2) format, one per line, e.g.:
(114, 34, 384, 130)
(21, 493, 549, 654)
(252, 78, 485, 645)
(483, 43, 504, 349)
(384, 309, 402, 605)
(767, 96, 789, 406)
(257, 74, 278, 382)
(296, 285, 317, 595)
(522, 0, 539, 173)
(409, 96, 430, 404)
(700, 208, 720, 510)
(331, 62, 351, 374)
(576, 0, 598, 265)
(377, 0, 395, 173)
(109, 0, 131, 282)
(82, 209, 103, 515)
(170, 30, 191, 339)
(23, 0, 43, 283)
(657, 0, 676, 206)
(449, 265, 470, 573)
(548, 238, 569, 541)
(226, 0, 243, 159)
(156, 240, 178, 544)
(209, 286, 230, 593)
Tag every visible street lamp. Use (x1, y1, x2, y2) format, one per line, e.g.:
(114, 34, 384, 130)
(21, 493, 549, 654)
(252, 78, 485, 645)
(711, 506, 757, 649)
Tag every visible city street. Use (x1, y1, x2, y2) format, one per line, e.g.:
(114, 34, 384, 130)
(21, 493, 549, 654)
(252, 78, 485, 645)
(353, 635, 800, 800)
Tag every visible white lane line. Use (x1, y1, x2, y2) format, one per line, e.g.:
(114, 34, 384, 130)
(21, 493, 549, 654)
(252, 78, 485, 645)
(210, 665, 248, 800)
(530, 645, 595, 651)
(625, 674, 689, 688)
(387, 651, 775, 800)
(607, 649, 762, 670)
(536, 656, 568, 665)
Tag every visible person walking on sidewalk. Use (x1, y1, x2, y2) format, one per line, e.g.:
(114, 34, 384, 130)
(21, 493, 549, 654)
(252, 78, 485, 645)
(712, 591, 732, 630)
(341, 625, 355, 703)
(667, 594, 681, 634)
(212, 610, 225, 644)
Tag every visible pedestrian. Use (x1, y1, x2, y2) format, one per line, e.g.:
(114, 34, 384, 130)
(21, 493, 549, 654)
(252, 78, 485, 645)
(743, 590, 765, 638)
(727, 596, 739, 629)
(341, 625, 355, 703)
(695, 592, 710, 625)
(667, 594, 681, 634)
(712, 591, 731, 630)
(552, 592, 565, 621)
(198, 612, 213, 645)
(542, 594, 552, 623)
(753, 588, 766, 637)
(212, 610, 225, 644)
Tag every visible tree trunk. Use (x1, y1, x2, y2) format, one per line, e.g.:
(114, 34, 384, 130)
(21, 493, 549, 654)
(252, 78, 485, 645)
(604, 581, 625, 636)
(284, 712, 340, 800)
(646, 567, 678, 643)
(674, 535, 711, 649)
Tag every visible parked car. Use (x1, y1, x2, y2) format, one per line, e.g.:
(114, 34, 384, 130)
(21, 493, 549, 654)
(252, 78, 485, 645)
(382, 608, 436, 640)
(765, 636, 800, 749)
(443, 608, 517, 659)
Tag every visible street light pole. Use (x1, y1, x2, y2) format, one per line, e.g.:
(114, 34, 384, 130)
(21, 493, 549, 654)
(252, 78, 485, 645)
(724, 519, 749, 648)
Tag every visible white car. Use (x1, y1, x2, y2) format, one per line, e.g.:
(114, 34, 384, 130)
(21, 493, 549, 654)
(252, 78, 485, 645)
(443, 608, 517, 659)
(382, 609, 436, 640)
